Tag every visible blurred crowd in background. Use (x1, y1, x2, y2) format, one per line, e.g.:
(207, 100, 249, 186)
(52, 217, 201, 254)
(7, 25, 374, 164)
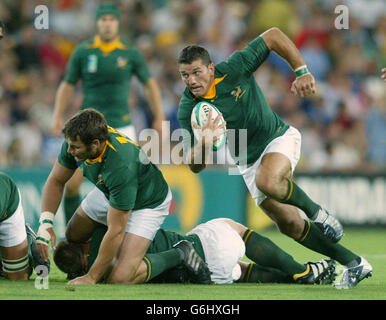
(0, 0, 385, 172)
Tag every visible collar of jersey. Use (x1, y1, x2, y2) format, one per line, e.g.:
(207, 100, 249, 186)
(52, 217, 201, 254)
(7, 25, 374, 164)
(201, 74, 227, 100)
(89, 35, 127, 55)
(85, 140, 116, 164)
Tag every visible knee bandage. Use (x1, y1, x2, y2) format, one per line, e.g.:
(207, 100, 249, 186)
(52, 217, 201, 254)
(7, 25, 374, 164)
(2, 254, 29, 273)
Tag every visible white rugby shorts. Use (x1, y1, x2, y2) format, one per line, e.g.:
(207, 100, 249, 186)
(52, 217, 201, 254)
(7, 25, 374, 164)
(238, 126, 301, 206)
(0, 193, 27, 247)
(187, 218, 245, 284)
(81, 187, 172, 241)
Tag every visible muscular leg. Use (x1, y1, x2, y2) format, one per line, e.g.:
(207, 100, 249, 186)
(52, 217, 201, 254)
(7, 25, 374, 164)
(256, 152, 320, 219)
(1, 240, 31, 280)
(107, 233, 151, 284)
(63, 168, 83, 225)
(261, 198, 359, 266)
(238, 261, 293, 283)
(224, 218, 307, 279)
(66, 206, 97, 243)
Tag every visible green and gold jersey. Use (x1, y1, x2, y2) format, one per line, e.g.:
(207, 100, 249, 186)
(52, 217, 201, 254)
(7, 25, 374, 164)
(58, 127, 169, 211)
(0, 172, 19, 222)
(64, 35, 151, 128)
(178, 36, 289, 166)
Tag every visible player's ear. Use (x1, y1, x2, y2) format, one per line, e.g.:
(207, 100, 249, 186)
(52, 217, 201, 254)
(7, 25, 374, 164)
(208, 62, 215, 76)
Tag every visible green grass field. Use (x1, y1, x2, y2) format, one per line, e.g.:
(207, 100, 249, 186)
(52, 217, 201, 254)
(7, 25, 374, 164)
(1, 227, 385, 300)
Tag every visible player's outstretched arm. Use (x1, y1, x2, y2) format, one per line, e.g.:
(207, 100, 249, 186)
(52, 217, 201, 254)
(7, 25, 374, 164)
(51, 81, 75, 137)
(37, 160, 75, 260)
(260, 27, 316, 97)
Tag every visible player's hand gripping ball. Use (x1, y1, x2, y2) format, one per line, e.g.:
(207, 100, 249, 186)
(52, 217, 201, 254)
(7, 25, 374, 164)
(191, 101, 227, 151)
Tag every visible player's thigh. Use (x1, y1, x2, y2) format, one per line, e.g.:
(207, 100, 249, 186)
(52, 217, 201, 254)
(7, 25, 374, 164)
(64, 167, 84, 195)
(108, 233, 151, 284)
(256, 152, 292, 187)
(1, 239, 30, 280)
(66, 206, 97, 242)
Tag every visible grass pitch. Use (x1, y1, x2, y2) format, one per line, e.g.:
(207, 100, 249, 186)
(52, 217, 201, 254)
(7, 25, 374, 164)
(1, 227, 385, 300)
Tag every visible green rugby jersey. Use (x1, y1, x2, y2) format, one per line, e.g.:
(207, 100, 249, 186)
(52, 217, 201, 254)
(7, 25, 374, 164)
(0, 172, 19, 222)
(64, 35, 151, 128)
(58, 126, 169, 211)
(178, 36, 289, 166)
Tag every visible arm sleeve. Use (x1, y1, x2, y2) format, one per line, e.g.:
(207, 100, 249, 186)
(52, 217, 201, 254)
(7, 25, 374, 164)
(132, 48, 151, 84)
(63, 46, 82, 85)
(57, 141, 78, 170)
(225, 36, 270, 76)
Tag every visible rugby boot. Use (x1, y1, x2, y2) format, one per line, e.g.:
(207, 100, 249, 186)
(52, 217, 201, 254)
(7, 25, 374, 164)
(295, 258, 336, 285)
(334, 257, 372, 289)
(314, 208, 344, 242)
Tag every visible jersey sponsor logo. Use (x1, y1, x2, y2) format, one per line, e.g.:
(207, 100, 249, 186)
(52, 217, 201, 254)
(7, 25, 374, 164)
(117, 56, 128, 68)
(87, 54, 98, 73)
(231, 85, 246, 101)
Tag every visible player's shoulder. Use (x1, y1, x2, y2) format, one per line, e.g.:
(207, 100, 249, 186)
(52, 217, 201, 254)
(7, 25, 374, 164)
(215, 59, 240, 78)
(70, 38, 95, 56)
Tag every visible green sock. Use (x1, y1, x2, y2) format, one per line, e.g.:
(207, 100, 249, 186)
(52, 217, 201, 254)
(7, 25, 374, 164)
(240, 263, 294, 283)
(63, 194, 81, 225)
(281, 178, 321, 219)
(297, 220, 359, 265)
(143, 250, 182, 282)
(243, 229, 306, 276)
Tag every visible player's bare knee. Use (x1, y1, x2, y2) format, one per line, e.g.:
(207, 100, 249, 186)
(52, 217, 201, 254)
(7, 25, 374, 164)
(276, 217, 303, 239)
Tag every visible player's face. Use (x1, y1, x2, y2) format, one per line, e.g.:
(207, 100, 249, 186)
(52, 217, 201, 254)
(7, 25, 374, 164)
(66, 136, 100, 162)
(179, 59, 215, 97)
(97, 14, 119, 42)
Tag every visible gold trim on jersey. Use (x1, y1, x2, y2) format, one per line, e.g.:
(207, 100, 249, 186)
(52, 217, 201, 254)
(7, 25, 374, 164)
(202, 74, 227, 100)
(87, 35, 127, 55)
(85, 140, 116, 164)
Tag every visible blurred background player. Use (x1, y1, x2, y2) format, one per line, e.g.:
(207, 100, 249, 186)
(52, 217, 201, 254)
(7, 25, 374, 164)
(0, 172, 49, 280)
(50, 2, 165, 225)
(177, 28, 372, 287)
(54, 218, 336, 285)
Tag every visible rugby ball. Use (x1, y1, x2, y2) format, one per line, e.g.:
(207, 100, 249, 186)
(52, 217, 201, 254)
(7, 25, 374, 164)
(191, 101, 226, 151)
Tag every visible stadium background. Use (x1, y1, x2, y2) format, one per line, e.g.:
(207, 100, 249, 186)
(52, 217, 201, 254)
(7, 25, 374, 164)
(0, 0, 385, 238)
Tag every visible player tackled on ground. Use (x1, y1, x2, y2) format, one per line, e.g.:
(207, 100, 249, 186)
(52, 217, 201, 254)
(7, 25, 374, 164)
(54, 218, 336, 285)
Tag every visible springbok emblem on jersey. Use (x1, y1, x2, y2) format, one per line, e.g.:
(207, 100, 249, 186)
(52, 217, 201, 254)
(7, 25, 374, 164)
(117, 56, 128, 68)
(231, 86, 246, 101)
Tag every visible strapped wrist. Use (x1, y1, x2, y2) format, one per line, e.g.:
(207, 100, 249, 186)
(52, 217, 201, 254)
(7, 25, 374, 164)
(39, 211, 55, 225)
(294, 65, 310, 78)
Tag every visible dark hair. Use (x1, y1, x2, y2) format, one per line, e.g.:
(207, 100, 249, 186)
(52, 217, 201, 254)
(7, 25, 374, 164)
(53, 240, 85, 275)
(62, 108, 109, 145)
(178, 45, 212, 66)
